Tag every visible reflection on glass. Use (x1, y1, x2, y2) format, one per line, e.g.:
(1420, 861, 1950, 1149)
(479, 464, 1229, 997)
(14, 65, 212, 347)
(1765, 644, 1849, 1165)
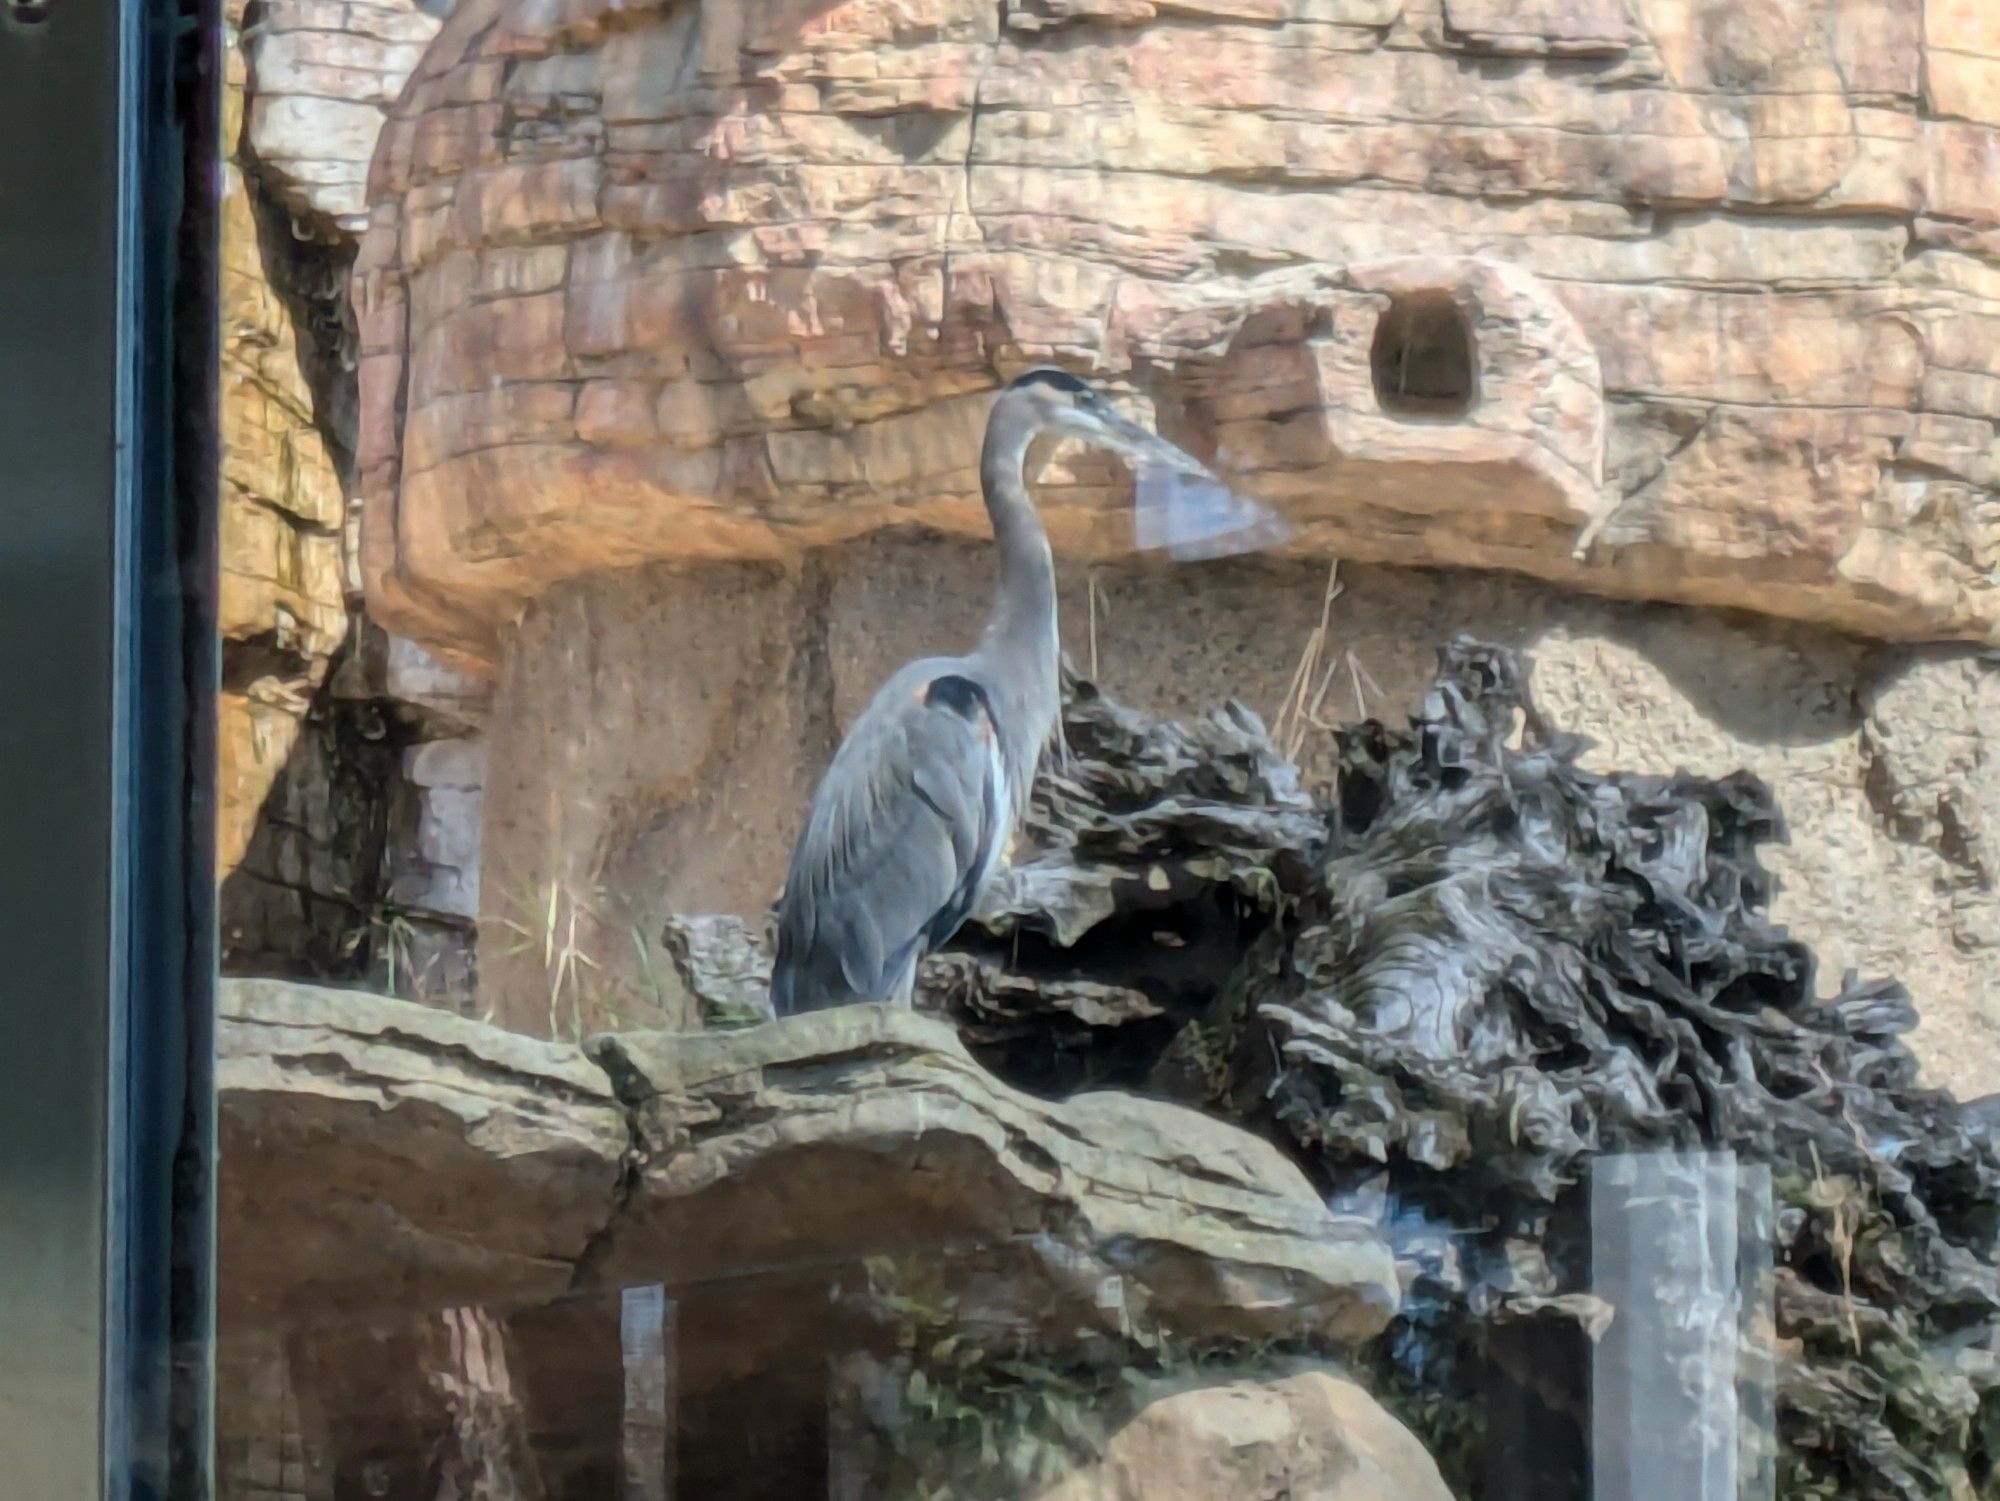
(1590, 1154, 1776, 1501)
(1132, 464, 1295, 563)
(620, 1287, 673, 1501)
(209, 0, 2000, 1499)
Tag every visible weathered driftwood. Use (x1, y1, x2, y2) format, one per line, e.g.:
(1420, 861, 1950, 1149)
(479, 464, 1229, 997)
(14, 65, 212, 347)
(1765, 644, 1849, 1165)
(888, 640, 2000, 1501)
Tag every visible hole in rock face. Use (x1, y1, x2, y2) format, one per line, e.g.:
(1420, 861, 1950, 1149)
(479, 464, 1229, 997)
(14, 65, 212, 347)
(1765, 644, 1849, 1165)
(1370, 291, 1478, 418)
(4, 0, 51, 26)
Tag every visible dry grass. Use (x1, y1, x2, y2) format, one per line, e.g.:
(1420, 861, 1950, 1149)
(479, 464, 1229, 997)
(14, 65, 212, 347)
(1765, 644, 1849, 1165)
(495, 875, 669, 1040)
(1272, 558, 1344, 760)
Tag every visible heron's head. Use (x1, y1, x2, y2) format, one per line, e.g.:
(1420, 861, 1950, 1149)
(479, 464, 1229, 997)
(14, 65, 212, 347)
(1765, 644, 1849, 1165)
(1004, 366, 1215, 479)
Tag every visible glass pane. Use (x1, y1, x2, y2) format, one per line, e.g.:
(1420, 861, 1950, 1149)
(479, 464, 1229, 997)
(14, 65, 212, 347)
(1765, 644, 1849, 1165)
(211, 1, 2000, 1499)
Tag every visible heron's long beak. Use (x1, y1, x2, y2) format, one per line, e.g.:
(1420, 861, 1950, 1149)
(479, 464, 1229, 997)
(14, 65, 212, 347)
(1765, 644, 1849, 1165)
(1092, 406, 1218, 480)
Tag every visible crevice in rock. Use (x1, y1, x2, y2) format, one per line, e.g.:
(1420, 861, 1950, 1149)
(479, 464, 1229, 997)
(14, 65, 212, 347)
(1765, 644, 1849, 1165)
(237, 133, 361, 488)
(562, 1096, 647, 1300)
(220, 629, 319, 694)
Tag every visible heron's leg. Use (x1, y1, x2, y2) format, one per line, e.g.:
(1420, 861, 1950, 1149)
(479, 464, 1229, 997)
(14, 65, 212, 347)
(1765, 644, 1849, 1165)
(889, 956, 919, 1011)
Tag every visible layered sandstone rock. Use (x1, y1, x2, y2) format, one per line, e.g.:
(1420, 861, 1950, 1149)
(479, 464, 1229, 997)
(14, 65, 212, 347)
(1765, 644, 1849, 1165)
(242, 0, 443, 235)
(217, 976, 627, 1324)
(218, 979, 1395, 1331)
(218, 4, 353, 873)
(221, 1, 494, 1005)
(227, 0, 443, 725)
(356, 0, 2000, 666)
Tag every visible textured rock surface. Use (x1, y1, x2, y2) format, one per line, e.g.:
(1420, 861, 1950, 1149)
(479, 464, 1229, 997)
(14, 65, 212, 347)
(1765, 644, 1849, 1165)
(394, 734, 487, 919)
(590, 1005, 1400, 1344)
(216, 976, 627, 1325)
(218, 979, 1396, 1343)
(221, 0, 490, 1004)
(356, 0, 2000, 665)
(243, 0, 442, 235)
(218, 4, 352, 873)
(1032, 1372, 1455, 1501)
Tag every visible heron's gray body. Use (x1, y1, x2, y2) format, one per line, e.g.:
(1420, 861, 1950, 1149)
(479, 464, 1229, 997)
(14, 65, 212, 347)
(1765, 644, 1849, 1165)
(769, 368, 1205, 1016)
(768, 651, 1049, 1013)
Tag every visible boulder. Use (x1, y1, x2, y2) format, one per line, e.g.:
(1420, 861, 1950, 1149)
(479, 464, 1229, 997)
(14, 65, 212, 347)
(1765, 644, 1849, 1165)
(216, 978, 1409, 1499)
(216, 977, 628, 1327)
(1032, 1371, 1456, 1501)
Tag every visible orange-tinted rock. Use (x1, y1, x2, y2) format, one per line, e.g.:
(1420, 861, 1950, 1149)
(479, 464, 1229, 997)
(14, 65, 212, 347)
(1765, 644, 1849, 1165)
(218, 2, 357, 873)
(326, 0, 2000, 1090)
(354, 0, 2000, 660)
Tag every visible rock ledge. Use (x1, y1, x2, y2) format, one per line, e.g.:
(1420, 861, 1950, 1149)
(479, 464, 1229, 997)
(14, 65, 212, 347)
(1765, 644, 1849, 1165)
(219, 980, 1397, 1347)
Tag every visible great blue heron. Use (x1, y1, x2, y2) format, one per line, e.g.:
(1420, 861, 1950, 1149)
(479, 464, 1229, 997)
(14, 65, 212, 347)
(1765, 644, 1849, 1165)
(769, 367, 1231, 1015)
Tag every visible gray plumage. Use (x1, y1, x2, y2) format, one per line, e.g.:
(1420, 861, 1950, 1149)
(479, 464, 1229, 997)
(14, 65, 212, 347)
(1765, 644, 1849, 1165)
(769, 368, 1221, 1015)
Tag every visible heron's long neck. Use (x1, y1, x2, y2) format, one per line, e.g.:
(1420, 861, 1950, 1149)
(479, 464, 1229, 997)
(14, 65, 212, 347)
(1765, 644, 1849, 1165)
(978, 396, 1058, 684)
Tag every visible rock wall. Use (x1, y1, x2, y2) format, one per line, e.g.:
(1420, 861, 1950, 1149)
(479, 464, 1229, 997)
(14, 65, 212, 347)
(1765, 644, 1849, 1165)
(355, 0, 2000, 667)
(219, 0, 484, 1003)
(218, 1, 351, 875)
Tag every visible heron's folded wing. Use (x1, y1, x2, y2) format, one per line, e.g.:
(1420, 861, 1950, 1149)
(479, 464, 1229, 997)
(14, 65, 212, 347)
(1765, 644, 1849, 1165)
(782, 674, 1003, 1000)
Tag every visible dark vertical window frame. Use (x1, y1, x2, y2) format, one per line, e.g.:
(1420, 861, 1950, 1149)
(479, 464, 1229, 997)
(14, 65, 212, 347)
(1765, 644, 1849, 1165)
(0, 1, 219, 1497)
(124, 4, 221, 1498)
